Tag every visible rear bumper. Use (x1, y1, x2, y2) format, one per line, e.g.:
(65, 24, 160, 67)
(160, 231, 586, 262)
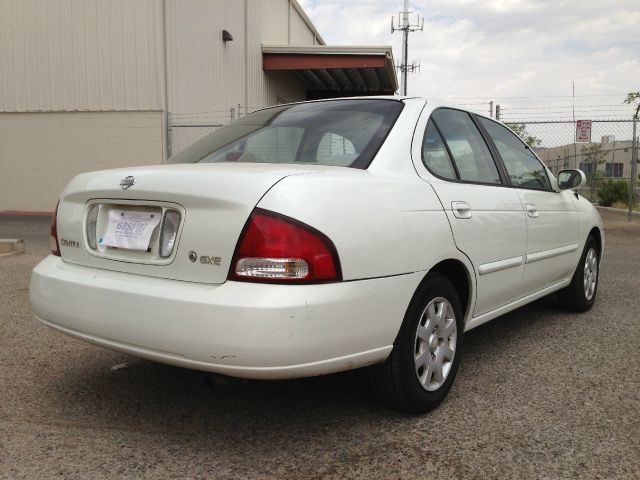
(30, 256, 421, 379)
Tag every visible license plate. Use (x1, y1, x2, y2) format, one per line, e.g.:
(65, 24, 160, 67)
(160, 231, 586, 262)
(101, 209, 161, 251)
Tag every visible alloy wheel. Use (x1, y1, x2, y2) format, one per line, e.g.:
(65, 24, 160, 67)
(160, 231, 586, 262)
(414, 297, 457, 391)
(584, 248, 598, 301)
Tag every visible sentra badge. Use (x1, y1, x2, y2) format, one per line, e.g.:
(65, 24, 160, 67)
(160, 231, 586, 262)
(60, 239, 80, 248)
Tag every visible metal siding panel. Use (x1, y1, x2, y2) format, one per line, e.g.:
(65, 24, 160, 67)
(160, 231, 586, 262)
(0, 0, 13, 110)
(166, 0, 246, 122)
(0, 0, 164, 112)
(290, 8, 315, 45)
(246, 0, 294, 111)
(0, 111, 163, 211)
(71, 0, 87, 108)
(0, 0, 318, 118)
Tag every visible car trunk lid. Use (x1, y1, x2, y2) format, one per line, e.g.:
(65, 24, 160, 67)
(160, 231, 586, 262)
(55, 163, 318, 284)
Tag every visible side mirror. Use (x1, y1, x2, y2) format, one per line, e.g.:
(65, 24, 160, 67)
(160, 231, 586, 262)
(557, 169, 586, 190)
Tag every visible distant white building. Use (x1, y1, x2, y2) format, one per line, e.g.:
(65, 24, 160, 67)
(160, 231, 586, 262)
(0, 0, 397, 212)
(536, 136, 635, 179)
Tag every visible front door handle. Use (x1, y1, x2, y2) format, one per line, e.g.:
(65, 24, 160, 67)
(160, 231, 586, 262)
(525, 203, 539, 218)
(451, 201, 472, 219)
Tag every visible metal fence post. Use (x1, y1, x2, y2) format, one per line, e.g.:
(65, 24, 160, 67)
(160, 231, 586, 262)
(591, 149, 597, 202)
(629, 113, 638, 221)
(230, 107, 236, 121)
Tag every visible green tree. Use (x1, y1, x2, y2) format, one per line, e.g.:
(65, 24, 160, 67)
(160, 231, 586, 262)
(623, 91, 640, 116)
(583, 143, 606, 172)
(583, 143, 607, 200)
(623, 92, 640, 186)
(505, 122, 542, 148)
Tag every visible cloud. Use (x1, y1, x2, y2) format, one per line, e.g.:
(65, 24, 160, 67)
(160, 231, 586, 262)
(298, 0, 640, 107)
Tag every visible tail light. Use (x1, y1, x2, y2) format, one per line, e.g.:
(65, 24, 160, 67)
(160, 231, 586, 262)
(51, 201, 60, 256)
(229, 208, 341, 283)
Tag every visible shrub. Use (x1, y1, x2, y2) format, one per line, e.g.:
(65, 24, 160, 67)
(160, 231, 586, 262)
(597, 179, 630, 206)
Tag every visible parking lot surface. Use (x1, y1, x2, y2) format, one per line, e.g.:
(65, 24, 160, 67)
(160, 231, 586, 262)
(1, 209, 638, 479)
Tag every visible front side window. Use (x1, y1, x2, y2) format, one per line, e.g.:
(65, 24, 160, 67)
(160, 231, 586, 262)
(431, 109, 502, 184)
(479, 117, 551, 190)
(169, 100, 403, 169)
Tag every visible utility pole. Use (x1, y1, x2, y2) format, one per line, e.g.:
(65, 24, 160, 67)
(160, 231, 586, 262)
(391, 0, 423, 95)
(495, 104, 500, 121)
(629, 109, 639, 221)
(489, 101, 494, 118)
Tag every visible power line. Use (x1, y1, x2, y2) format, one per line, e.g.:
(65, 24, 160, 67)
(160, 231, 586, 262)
(434, 93, 628, 100)
(502, 104, 633, 110)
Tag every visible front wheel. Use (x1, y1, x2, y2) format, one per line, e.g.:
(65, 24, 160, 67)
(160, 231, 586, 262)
(369, 273, 463, 413)
(557, 235, 600, 312)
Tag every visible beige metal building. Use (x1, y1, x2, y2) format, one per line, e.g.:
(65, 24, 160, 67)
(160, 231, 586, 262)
(0, 0, 397, 212)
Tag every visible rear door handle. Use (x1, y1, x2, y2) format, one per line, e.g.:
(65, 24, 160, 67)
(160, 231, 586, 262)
(525, 203, 539, 218)
(451, 201, 472, 219)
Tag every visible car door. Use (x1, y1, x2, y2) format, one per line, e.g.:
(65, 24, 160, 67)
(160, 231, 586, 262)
(476, 117, 580, 294)
(415, 108, 528, 317)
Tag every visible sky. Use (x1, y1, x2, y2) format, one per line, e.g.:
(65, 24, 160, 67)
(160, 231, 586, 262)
(298, 0, 640, 122)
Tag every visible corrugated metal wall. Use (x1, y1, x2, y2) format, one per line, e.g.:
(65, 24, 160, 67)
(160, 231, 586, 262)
(0, 0, 166, 112)
(290, 7, 316, 45)
(0, 111, 163, 211)
(167, 0, 317, 121)
(165, 0, 319, 154)
(246, 0, 292, 111)
(0, 0, 321, 116)
(166, 0, 245, 124)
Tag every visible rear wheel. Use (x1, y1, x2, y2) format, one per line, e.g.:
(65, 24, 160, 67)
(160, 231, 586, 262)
(557, 235, 599, 312)
(369, 273, 463, 413)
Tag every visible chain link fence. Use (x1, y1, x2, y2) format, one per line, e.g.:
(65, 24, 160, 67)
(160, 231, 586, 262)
(168, 106, 266, 156)
(168, 110, 232, 156)
(497, 118, 639, 207)
(447, 98, 639, 209)
(167, 100, 640, 210)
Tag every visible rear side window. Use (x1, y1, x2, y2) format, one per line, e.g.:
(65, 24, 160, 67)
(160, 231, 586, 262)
(478, 118, 551, 190)
(431, 109, 502, 185)
(422, 120, 457, 180)
(169, 99, 403, 169)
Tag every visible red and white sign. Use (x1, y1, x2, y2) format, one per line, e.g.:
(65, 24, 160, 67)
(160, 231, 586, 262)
(576, 120, 592, 143)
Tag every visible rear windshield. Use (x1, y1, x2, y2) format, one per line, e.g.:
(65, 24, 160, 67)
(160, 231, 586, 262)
(169, 99, 403, 169)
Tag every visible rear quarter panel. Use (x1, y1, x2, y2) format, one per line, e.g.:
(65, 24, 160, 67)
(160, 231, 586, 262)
(257, 169, 467, 282)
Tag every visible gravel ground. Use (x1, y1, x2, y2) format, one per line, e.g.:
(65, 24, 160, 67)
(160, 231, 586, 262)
(0, 209, 638, 479)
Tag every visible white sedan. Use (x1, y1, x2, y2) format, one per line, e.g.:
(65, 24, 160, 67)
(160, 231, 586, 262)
(30, 97, 603, 413)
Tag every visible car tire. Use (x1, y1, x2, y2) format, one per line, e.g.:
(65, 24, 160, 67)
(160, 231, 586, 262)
(557, 235, 600, 312)
(369, 273, 463, 414)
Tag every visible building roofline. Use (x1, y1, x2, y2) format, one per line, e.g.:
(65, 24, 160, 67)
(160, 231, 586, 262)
(262, 45, 393, 56)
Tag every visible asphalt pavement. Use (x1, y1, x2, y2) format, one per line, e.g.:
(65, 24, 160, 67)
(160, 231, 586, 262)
(0, 209, 638, 479)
